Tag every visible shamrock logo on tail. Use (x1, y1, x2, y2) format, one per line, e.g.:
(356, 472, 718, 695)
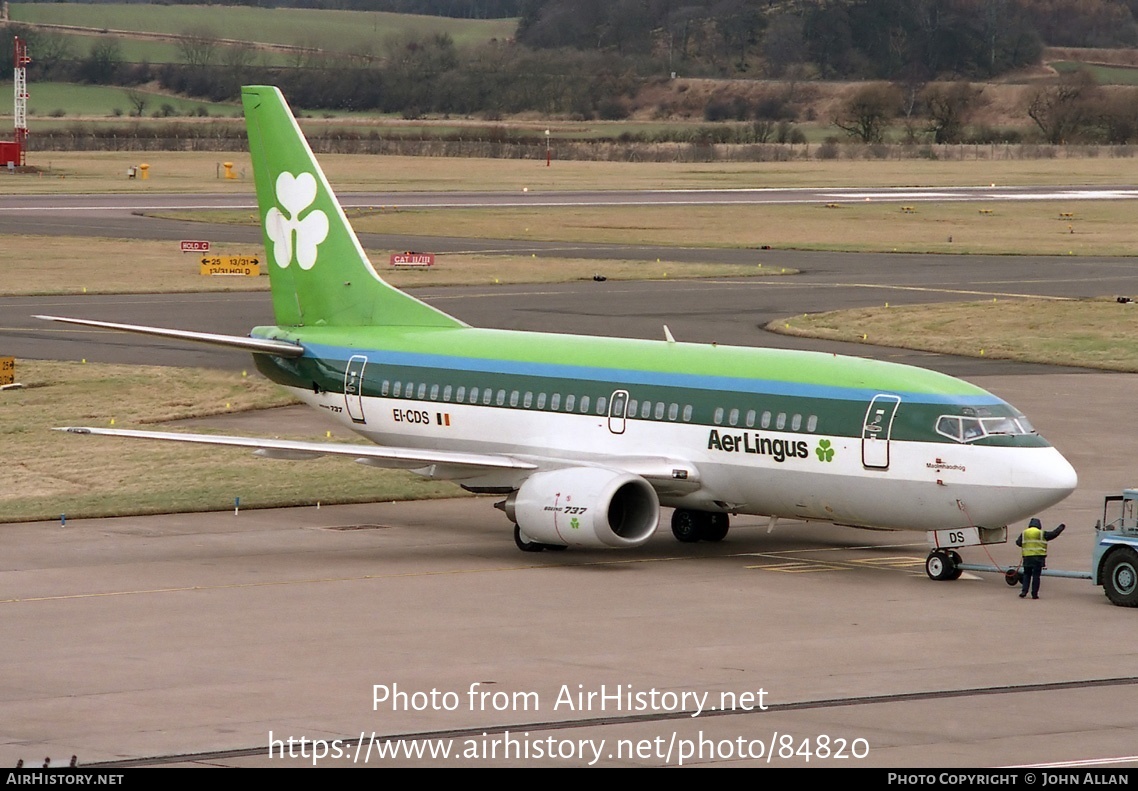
(815, 439, 835, 462)
(265, 171, 329, 270)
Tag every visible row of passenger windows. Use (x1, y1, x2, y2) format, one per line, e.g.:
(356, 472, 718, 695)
(380, 379, 690, 419)
(375, 377, 819, 431)
(713, 407, 819, 433)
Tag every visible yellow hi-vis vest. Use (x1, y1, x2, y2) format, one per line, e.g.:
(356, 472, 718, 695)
(1021, 527, 1047, 557)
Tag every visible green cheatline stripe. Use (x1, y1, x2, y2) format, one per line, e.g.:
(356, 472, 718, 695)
(258, 324, 993, 401)
(255, 350, 1048, 447)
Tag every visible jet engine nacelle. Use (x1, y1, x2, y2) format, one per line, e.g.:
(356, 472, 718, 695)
(506, 467, 660, 548)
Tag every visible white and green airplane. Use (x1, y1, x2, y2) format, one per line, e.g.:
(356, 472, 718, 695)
(42, 86, 1077, 579)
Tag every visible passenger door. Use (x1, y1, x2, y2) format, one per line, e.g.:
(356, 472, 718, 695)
(862, 394, 901, 469)
(344, 354, 367, 424)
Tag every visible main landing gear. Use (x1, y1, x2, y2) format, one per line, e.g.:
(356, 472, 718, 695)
(671, 509, 730, 543)
(925, 550, 963, 581)
(513, 525, 568, 553)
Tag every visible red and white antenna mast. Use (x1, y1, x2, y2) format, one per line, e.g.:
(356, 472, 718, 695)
(14, 35, 29, 166)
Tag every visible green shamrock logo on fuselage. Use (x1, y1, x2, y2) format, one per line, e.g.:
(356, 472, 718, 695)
(816, 439, 835, 462)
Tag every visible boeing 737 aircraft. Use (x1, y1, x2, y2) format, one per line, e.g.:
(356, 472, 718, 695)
(41, 86, 1078, 580)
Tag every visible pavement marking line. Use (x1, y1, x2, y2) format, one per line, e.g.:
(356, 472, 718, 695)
(735, 540, 928, 554)
(423, 281, 1064, 303)
(0, 554, 702, 605)
(0, 568, 555, 604)
(0, 203, 258, 213)
(1014, 755, 1138, 768)
(842, 283, 1075, 300)
(745, 560, 849, 573)
(3, 295, 266, 308)
(852, 556, 929, 569)
(423, 289, 592, 301)
(645, 279, 1077, 300)
(740, 545, 930, 574)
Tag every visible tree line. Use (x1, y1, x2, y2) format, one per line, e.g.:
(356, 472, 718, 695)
(832, 73, 1138, 144)
(10, 0, 522, 18)
(2, 25, 643, 118)
(518, 0, 1137, 79)
(7, 1, 1138, 143)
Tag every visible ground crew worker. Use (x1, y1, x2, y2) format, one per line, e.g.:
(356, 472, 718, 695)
(1016, 517, 1066, 599)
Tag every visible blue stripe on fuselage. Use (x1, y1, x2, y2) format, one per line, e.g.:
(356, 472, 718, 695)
(298, 342, 1004, 407)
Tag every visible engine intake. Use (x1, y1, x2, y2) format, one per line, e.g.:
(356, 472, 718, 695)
(505, 467, 660, 548)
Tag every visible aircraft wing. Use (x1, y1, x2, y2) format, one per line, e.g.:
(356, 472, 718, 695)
(56, 428, 702, 493)
(57, 427, 537, 476)
(592, 455, 703, 497)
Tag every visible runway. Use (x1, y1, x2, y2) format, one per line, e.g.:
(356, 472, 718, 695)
(3, 183, 1138, 243)
(4, 184, 1138, 214)
(2, 186, 1138, 768)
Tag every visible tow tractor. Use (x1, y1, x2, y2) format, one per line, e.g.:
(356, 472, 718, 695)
(922, 489, 1138, 607)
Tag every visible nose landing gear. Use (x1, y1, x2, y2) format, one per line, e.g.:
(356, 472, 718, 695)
(925, 550, 963, 581)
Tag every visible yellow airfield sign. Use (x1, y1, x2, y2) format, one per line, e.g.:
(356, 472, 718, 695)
(0, 357, 14, 386)
(200, 255, 261, 276)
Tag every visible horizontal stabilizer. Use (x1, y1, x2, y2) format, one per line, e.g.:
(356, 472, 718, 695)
(36, 315, 304, 358)
(57, 427, 538, 472)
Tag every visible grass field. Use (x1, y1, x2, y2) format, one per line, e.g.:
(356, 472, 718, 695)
(346, 200, 1138, 256)
(1051, 60, 1138, 85)
(44, 34, 191, 67)
(7, 151, 1138, 195)
(149, 198, 1138, 257)
(9, 3, 517, 56)
(22, 82, 238, 118)
(0, 360, 462, 522)
(0, 235, 790, 296)
(774, 299, 1138, 371)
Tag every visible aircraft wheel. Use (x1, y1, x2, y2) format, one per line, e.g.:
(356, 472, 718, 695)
(1103, 548, 1138, 607)
(671, 509, 705, 543)
(948, 551, 963, 580)
(702, 513, 730, 542)
(514, 525, 545, 553)
(925, 551, 957, 581)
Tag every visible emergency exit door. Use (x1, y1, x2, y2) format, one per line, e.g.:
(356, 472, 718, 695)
(608, 389, 629, 434)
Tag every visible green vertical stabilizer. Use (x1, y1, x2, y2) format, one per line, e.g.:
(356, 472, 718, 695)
(241, 85, 465, 329)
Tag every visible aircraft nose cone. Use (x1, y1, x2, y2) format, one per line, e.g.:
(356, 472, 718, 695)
(1019, 447, 1078, 513)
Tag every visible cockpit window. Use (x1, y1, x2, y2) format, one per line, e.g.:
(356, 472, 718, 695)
(981, 416, 1018, 435)
(936, 416, 962, 441)
(936, 413, 1037, 443)
(962, 418, 984, 441)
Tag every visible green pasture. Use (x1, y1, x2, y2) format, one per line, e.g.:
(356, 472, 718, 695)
(18, 82, 238, 118)
(7, 150, 1138, 195)
(151, 199, 1138, 258)
(0, 360, 461, 522)
(9, 3, 518, 55)
(0, 234, 788, 296)
(48, 32, 206, 67)
(1051, 60, 1138, 85)
(774, 299, 1138, 372)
